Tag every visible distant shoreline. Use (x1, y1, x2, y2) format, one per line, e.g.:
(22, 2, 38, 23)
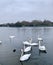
(0, 20, 53, 27)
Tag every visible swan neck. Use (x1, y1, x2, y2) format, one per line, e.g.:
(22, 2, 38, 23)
(39, 41, 41, 46)
(21, 50, 23, 57)
(29, 38, 32, 43)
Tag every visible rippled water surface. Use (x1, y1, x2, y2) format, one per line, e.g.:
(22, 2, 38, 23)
(0, 27, 53, 65)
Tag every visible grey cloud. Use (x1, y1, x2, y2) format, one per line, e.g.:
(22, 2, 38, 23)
(0, 0, 53, 23)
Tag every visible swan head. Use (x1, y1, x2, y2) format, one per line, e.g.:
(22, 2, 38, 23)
(28, 38, 32, 43)
(21, 49, 23, 52)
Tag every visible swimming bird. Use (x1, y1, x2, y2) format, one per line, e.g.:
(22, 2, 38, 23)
(23, 41, 31, 45)
(23, 38, 38, 46)
(0, 41, 2, 44)
(38, 37, 43, 41)
(24, 45, 31, 53)
(13, 49, 16, 52)
(20, 49, 31, 61)
(30, 43, 38, 46)
(9, 36, 15, 39)
(23, 38, 32, 45)
(38, 40, 46, 52)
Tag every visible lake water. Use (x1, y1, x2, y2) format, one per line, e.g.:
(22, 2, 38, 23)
(0, 27, 53, 65)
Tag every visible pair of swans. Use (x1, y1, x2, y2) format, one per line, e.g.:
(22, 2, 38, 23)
(20, 44, 32, 61)
(20, 39, 32, 61)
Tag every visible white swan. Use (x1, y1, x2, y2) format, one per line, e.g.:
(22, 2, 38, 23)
(9, 36, 15, 39)
(0, 41, 2, 44)
(23, 41, 31, 45)
(24, 45, 31, 53)
(30, 43, 38, 46)
(23, 38, 38, 46)
(23, 42, 38, 46)
(39, 41, 46, 51)
(20, 49, 31, 61)
(38, 37, 43, 41)
(23, 38, 32, 45)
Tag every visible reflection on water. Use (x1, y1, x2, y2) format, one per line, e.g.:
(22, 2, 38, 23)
(0, 27, 53, 65)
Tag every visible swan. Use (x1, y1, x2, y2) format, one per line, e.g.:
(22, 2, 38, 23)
(20, 49, 31, 61)
(23, 38, 38, 46)
(23, 41, 31, 45)
(23, 38, 32, 45)
(38, 40, 46, 52)
(23, 42, 38, 46)
(30, 43, 38, 46)
(9, 36, 15, 39)
(38, 37, 43, 41)
(0, 41, 2, 44)
(24, 45, 31, 52)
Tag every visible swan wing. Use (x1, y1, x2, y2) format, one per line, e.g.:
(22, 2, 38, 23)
(20, 54, 31, 61)
(39, 46, 46, 50)
(23, 41, 31, 45)
(30, 43, 38, 46)
(24, 46, 31, 52)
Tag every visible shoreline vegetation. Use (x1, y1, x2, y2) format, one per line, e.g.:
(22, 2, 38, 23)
(0, 20, 53, 27)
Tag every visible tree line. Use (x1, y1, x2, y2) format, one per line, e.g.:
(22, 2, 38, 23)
(0, 20, 53, 27)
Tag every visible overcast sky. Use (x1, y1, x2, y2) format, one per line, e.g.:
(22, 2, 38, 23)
(0, 0, 53, 23)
